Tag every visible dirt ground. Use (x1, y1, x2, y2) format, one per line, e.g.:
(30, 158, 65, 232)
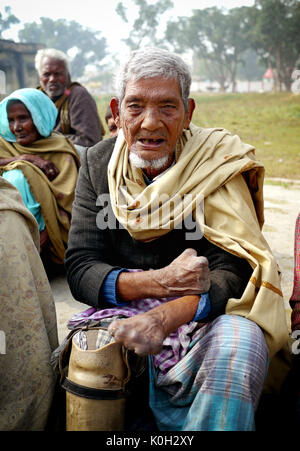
(50, 179, 300, 344)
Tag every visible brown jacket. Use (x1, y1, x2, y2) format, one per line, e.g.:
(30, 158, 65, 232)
(41, 83, 104, 147)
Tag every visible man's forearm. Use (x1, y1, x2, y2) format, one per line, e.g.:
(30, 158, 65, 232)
(116, 249, 210, 301)
(152, 295, 200, 336)
(116, 269, 164, 301)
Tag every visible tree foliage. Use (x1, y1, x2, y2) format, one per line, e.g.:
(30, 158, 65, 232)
(250, 0, 300, 91)
(116, 0, 173, 50)
(166, 6, 253, 92)
(18, 18, 107, 78)
(0, 6, 19, 37)
(165, 1, 300, 92)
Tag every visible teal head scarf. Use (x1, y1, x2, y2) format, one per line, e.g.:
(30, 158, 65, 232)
(0, 88, 58, 142)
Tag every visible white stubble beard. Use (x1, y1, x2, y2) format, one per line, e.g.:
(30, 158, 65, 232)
(129, 152, 170, 171)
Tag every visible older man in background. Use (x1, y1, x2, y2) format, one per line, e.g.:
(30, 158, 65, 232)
(65, 48, 289, 431)
(35, 48, 104, 153)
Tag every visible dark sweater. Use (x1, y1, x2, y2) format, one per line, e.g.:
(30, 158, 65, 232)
(65, 137, 252, 320)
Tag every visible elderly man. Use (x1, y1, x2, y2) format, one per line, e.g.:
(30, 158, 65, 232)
(65, 48, 289, 431)
(35, 48, 104, 151)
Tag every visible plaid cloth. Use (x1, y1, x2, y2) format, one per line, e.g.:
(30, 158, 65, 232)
(68, 281, 269, 430)
(68, 295, 204, 375)
(291, 213, 300, 301)
(73, 328, 115, 350)
(290, 213, 300, 330)
(149, 314, 269, 431)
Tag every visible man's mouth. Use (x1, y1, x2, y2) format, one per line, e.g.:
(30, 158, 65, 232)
(138, 138, 165, 145)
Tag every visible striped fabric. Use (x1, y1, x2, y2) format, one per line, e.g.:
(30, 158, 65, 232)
(68, 309, 268, 430)
(149, 314, 269, 431)
(290, 214, 300, 330)
(291, 213, 300, 302)
(68, 297, 203, 375)
(73, 328, 115, 350)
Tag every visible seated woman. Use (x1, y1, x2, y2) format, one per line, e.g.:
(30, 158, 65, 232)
(0, 176, 59, 430)
(0, 88, 80, 266)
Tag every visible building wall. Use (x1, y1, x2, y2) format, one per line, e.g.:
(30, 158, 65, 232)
(0, 39, 44, 96)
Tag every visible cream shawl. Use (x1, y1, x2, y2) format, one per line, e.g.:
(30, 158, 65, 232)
(108, 123, 289, 357)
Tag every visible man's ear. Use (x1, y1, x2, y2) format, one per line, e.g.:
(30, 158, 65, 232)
(110, 98, 121, 129)
(184, 98, 195, 129)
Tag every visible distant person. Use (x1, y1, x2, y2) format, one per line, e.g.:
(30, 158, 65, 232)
(0, 176, 58, 430)
(0, 88, 80, 266)
(105, 104, 118, 137)
(35, 48, 104, 153)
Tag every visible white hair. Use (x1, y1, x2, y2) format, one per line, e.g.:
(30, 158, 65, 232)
(35, 48, 70, 76)
(115, 47, 191, 111)
(129, 152, 170, 171)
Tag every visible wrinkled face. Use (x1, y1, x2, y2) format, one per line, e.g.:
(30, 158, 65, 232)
(40, 57, 69, 98)
(111, 76, 195, 178)
(7, 101, 39, 146)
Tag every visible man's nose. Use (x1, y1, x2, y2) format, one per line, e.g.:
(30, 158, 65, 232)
(49, 73, 57, 82)
(141, 107, 162, 130)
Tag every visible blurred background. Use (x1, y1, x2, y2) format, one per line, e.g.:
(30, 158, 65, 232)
(1, 0, 299, 179)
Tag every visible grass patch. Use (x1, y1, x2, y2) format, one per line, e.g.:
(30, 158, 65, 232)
(94, 92, 300, 180)
(262, 225, 278, 232)
(264, 207, 288, 214)
(264, 179, 300, 188)
(264, 197, 288, 205)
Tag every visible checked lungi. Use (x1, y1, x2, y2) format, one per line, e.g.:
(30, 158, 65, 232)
(149, 314, 268, 431)
(68, 296, 268, 432)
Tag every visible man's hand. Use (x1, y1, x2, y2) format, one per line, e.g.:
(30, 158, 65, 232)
(108, 294, 200, 356)
(116, 248, 210, 302)
(152, 248, 210, 297)
(108, 309, 167, 356)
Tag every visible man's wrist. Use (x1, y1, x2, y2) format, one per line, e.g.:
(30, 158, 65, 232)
(149, 268, 170, 298)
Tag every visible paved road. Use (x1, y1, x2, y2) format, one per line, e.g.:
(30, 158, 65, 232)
(51, 180, 300, 343)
